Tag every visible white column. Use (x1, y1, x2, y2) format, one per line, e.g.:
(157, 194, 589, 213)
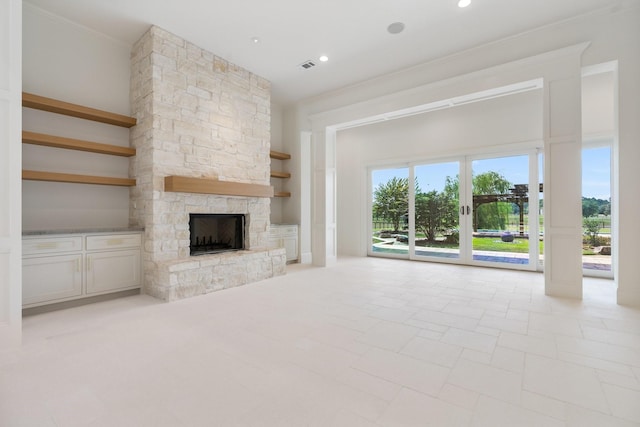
(616, 52, 640, 306)
(0, 0, 22, 349)
(311, 128, 337, 266)
(299, 131, 312, 264)
(543, 60, 583, 298)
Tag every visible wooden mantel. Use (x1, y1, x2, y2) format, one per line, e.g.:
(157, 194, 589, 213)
(164, 176, 274, 198)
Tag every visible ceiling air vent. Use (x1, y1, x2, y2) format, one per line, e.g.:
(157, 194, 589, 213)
(299, 60, 316, 70)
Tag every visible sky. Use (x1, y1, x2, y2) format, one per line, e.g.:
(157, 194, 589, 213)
(372, 147, 611, 200)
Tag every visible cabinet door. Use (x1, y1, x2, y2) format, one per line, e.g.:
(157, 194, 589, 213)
(283, 236, 298, 262)
(23, 254, 83, 305)
(86, 249, 141, 295)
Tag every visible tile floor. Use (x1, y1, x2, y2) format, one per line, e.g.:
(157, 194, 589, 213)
(1, 257, 639, 426)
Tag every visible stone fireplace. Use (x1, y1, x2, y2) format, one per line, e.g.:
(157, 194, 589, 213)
(129, 26, 286, 301)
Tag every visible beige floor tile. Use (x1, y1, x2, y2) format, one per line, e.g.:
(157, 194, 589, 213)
(558, 350, 636, 376)
(479, 313, 528, 334)
(438, 383, 479, 410)
(523, 353, 609, 413)
(327, 409, 380, 427)
(412, 309, 479, 331)
(498, 331, 558, 358)
(4, 258, 637, 426)
(471, 395, 564, 427)
(491, 346, 525, 373)
(529, 312, 584, 337)
(378, 388, 472, 427)
(441, 327, 497, 353)
(566, 404, 640, 427)
(400, 336, 463, 368)
(603, 383, 640, 423)
(556, 335, 640, 367)
(447, 359, 522, 404)
(356, 320, 420, 352)
(521, 391, 566, 421)
(442, 303, 485, 319)
(597, 369, 640, 391)
(354, 347, 450, 397)
(336, 366, 402, 402)
(583, 326, 640, 350)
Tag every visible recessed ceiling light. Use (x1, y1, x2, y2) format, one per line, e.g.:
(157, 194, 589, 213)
(251, 36, 260, 44)
(387, 22, 405, 35)
(319, 55, 329, 62)
(458, 0, 471, 8)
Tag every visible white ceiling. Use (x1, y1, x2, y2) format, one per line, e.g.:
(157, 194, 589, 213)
(25, 0, 627, 106)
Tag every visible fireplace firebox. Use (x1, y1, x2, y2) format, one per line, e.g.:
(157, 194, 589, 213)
(189, 214, 245, 256)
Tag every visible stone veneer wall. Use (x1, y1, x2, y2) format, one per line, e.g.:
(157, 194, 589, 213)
(129, 26, 285, 301)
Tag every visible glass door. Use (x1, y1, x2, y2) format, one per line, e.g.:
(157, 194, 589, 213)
(470, 154, 537, 269)
(370, 167, 410, 258)
(412, 160, 463, 262)
(369, 151, 541, 271)
(581, 144, 613, 277)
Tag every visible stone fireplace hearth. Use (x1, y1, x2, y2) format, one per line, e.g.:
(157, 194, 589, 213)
(129, 26, 285, 301)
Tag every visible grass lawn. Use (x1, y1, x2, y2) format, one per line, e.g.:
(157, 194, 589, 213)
(472, 237, 531, 253)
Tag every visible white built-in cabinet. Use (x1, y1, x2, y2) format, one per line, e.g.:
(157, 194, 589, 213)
(269, 224, 298, 262)
(22, 231, 142, 307)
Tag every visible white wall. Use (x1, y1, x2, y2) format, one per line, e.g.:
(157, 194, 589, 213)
(336, 90, 543, 256)
(22, 4, 132, 231)
(0, 0, 22, 349)
(284, 4, 640, 305)
(582, 71, 615, 139)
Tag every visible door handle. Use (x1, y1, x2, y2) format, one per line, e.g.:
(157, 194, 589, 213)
(466, 206, 471, 215)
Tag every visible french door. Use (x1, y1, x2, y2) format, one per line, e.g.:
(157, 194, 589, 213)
(370, 150, 542, 270)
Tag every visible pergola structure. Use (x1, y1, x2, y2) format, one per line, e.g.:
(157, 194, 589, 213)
(472, 184, 542, 236)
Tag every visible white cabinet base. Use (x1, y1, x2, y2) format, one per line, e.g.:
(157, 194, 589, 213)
(269, 224, 298, 263)
(23, 231, 142, 308)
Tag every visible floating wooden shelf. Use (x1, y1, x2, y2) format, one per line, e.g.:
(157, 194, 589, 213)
(22, 92, 137, 128)
(274, 192, 291, 198)
(270, 150, 291, 160)
(23, 170, 136, 187)
(270, 171, 291, 179)
(164, 176, 274, 198)
(22, 131, 136, 157)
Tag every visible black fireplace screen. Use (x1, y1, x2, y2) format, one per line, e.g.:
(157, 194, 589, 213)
(189, 214, 245, 256)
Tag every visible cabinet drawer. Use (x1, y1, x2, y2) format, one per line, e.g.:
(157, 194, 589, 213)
(270, 225, 298, 236)
(86, 233, 142, 251)
(23, 236, 83, 255)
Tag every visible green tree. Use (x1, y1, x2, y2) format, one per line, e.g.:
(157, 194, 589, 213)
(583, 217, 601, 246)
(473, 171, 511, 195)
(443, 175, 459, 201)
(582, 197, 600, 218)
(415, 190, 458, 242)
(473, 171, 512, 231)
(442, 172, 514, 231)
(373, 177, 410, 232)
